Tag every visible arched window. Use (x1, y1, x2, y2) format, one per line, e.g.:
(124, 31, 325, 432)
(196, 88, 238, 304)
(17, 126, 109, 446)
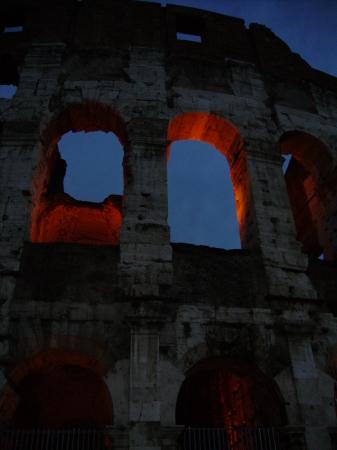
(31, 102, 125, 245)
(58, 130, 123, 202)
(167, 113, 244, 250)
(281, 131, 336, 260)
(168, 140, 240, 249)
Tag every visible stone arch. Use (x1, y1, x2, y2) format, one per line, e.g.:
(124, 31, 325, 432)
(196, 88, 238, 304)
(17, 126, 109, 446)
(0, 349, 113, 429)
(175, 356, 287, 429)
(167, 113, 243, 166)
(281, 131, 337, 260)
(15, 334, 115, 374)
(167, 113, 256, 249)
(31, 101, 126, 245)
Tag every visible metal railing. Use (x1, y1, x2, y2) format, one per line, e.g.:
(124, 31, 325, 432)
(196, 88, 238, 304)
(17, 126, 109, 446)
(178, 427, 283, 450)
(0, 429, 109, 450)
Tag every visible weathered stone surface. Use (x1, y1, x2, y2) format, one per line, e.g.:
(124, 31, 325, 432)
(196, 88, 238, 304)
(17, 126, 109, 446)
(1, 1, 337, 449)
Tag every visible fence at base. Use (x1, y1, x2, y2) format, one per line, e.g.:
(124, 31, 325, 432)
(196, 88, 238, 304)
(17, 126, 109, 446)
(178, 427, 283, 450)
(0, 429, 109, 450)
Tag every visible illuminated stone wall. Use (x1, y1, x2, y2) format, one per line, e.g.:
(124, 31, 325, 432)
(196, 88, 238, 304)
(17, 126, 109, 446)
(1, 1, 337, 450)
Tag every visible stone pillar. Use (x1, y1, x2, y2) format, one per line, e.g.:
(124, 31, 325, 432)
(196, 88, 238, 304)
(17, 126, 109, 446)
(0, 45, 53, 269)
(106, 427, 129, 450)
(161, 427, 184, 450)
(0, 44, 66, 361)
(281, 426, 306, 450)
(286, 324, 332, 450)
(315, 173, 337, 261)
(118, 118, 172, 297)
(231, 141, 316, 298)
(0, 137, 38, 271)
(125, 315, 165, 450)
(329, 427, 337, 449)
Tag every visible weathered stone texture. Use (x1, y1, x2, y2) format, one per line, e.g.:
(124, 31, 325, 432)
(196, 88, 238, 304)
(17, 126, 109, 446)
(1, 1, 337, 449)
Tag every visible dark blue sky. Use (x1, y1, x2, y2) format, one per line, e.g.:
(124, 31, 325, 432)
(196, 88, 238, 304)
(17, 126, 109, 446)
(1, 0, 336, 249)
(139, 0, 337, 77)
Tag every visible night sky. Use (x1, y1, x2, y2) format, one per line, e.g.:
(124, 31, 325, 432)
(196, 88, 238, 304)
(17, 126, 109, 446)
(1, 0, 336, 249)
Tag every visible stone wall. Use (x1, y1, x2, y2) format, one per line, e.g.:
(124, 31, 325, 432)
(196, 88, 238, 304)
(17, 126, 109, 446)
(1, 1, 337, 449)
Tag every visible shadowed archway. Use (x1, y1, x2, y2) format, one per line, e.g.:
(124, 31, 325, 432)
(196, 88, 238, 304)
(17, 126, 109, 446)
(0, 349, 113, 429)
(176, 357, 286, 429)
(281, 131, 337, 260)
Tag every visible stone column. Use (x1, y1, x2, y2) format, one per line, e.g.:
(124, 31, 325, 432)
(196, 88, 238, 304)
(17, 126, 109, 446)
(118, 118, 172, 297)
(315, 173, 337, 261)
(231, 141, 316, 298)
(105, 427, 129, 450)
(161, 427, 184, 450)
(125, 315, 166, 450)
(281, 426, 306, 450)
(285, 324, 332, 450)
(0, 45, 64, 270)
(0, 44, 67, 362)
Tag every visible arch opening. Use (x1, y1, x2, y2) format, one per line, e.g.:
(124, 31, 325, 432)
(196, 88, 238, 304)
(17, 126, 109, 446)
(0, 349, 113, 430)
(281, 131, 337, 260)
(31, 102, 125, 245)
(167, 140, 240, 249)
(167, 113, 244, 250)
(0, 84, 17, 98)
(175, 358, 286, 430)
(59, 130, 124, 202)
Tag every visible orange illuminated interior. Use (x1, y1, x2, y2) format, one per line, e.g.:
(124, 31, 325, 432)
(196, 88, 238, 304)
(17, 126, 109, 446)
(281, 131, 333, 179)
(282, 131, 336, 260)
(167, 113, 252, 247)
(31, 101, 125, 245)
(167, 112, 243, 166)
(176, 358, 285, 430)
(32, 193, 122, 245)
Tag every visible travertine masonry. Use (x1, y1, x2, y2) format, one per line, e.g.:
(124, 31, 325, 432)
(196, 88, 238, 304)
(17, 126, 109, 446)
(1, 1, 337, 449)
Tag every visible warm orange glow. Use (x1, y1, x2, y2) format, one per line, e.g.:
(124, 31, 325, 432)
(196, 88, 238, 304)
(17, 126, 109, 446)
(167, 112, 248, 246)
(0, 349, 113, 428)
(31, 193, 122, 245)
(285, 158, 322, 255)
(42, 101, 126, 149)
(176, 358, 285, 429)
(281, 131, 333, 181)
(30, 101, 126, 245)
(167, 112, 243, 166)
(281, 131, 336, 259)
(229, 152, 251, 241)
